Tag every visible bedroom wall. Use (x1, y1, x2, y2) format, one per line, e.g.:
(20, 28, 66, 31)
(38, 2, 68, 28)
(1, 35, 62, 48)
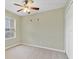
(21, 7, 65, 50)
(5, 10, 21, 48)
(64, 0, 73, 59)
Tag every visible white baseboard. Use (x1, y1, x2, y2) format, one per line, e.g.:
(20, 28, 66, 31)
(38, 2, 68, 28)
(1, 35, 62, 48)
(5, 42, 21, 50)
(21, 43, 65, 53)
(65, 50, 69, 59)
(5, 42, 65, 53)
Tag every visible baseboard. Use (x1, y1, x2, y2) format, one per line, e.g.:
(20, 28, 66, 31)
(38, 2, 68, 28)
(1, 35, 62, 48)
(21, 43, 65, 53)
(5, 42, 65, 53)
(5, 42, 21, 50)
(65, 51, 69, 59)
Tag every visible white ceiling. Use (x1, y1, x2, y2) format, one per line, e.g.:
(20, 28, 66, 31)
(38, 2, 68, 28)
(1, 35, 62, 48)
(5, 0, 66, 16)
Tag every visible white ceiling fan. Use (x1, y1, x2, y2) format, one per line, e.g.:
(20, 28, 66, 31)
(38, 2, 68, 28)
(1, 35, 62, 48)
(14, 0, 39, 14)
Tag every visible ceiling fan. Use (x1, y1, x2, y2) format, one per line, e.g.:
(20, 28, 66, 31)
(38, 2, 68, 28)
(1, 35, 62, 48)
(14, 0, 39, 14)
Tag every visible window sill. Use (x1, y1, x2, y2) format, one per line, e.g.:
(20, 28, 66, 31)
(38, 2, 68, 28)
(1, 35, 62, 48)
(5, 37, 16, 40)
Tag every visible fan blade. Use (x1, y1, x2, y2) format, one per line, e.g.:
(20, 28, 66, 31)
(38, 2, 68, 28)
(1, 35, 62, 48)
(17, 9, 23, 12)
(24, 0, 33, 4)
(14, 3, 22, 7)
(24, 0, 28, 4)
(28, 0, 33, 3)
(31, 7, 39, 10)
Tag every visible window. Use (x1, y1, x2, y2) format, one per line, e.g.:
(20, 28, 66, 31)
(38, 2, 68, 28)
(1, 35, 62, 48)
(5, 16, 16, 39)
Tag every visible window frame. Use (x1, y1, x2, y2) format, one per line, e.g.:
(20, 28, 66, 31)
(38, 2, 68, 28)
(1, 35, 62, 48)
(5, 16, 16, 40)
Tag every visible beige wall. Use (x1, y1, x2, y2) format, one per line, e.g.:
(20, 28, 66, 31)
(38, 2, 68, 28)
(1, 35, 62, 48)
(21, 7, 65, 50)
(64, 0, 73, 59)
(5, 10, 21, 47)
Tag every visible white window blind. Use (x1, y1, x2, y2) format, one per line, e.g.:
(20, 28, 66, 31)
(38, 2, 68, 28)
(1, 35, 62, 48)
(5, 16, 16, 39)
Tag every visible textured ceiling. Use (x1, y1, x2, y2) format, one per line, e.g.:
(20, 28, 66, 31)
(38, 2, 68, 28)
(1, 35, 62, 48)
(5, 0, 66, 16)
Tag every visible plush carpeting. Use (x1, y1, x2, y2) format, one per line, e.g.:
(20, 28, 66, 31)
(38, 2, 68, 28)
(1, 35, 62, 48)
(6, 45, 68, 59)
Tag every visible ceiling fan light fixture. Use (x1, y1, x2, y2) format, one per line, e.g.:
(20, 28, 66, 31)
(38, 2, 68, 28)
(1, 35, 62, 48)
(23, 8, 30, 13)
(27, 9, 30, 14)
(23, 8, 27, 12)
(14, 0, 39, 14)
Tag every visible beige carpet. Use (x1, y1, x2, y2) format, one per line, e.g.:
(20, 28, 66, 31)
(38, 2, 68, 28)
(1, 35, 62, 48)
(5, 45, 68, 59)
